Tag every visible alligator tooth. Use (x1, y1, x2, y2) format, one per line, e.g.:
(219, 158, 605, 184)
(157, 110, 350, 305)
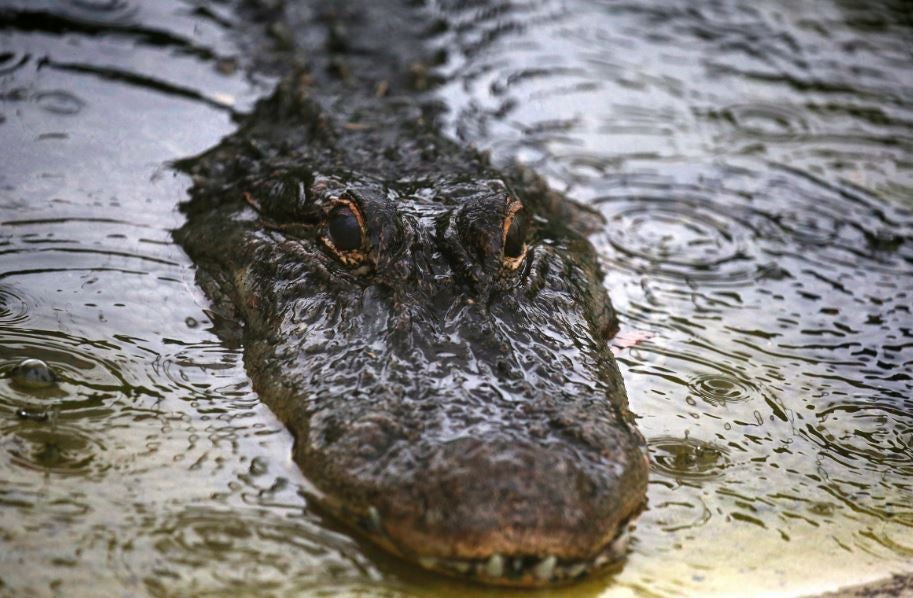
(451, 560, 471, 574)
(567, 563, 587, 578)
(485, 554, 504, 578)
(511, 557, 524, 573)
(594, 553, 610, 568)
(367, 506, 381, 532)
(533, 555, 557, 581)
(611, 530, 630, 554)
(418, 556, 438, 569)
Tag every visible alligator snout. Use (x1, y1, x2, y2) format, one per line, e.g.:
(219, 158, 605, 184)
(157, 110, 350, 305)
(302, 370, 648, 587)
(374, 434, 647, 585)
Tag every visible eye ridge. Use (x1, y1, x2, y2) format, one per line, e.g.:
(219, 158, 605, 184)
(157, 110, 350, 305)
(322, 196, 368, 266)
(502, 199, 528, 269)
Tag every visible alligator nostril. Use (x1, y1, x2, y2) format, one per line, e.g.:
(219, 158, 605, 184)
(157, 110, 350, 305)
(314, 412, 400, 463)
(346, 414, 398, 460)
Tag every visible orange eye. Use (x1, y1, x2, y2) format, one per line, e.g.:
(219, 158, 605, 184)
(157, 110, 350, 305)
(502, 200, 527, 268)
(328, 205, 363, 251)
(322, 197, 368, 266)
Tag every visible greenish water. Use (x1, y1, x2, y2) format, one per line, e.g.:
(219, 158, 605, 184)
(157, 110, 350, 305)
(1, 1, 912, 596)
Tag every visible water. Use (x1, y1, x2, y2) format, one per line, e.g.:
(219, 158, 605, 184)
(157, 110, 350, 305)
(1, 0, 912, 596)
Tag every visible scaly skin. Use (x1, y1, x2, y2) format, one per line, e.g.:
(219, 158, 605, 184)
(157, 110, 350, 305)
(175, 0, 648, 587)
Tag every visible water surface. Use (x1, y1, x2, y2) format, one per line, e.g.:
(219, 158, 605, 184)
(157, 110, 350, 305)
(1, 0, 912, 596)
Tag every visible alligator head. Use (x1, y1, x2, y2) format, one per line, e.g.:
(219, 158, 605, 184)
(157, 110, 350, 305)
(175, 73, 648, 587)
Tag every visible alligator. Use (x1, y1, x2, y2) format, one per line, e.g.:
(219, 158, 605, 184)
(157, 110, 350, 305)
(174, 0, 649, 587)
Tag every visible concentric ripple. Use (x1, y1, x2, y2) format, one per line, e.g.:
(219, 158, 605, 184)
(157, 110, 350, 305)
(757, 165, 913, 273)
(648, 436, 732, 481)
(61, 0, 138, 23)
(152, 343, 247, 400)
(0, 330, 127, 416)
(591, 162, 913, 289)
(119, 507, 381, 594)
(644, 485, 712, 533)
(3, 422, 105, 477)
(0, 284, 34, 326)
(688, 372, 760, 407)
(710, 102, 814, 143)
(0, 336, 122, 390)
(806, 402, 913, 475)
(592, 196, 760, 286)
(34, 90, 86, 116)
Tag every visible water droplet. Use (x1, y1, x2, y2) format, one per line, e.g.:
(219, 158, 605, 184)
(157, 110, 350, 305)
(649, 436, 731, 481)
(10, 358, 58, 389)
(16, 408, 50, 422)
(249, 456, 268, 476)
(0, 331, 125, 412)
(689, 372, 758, 406)
(4, 424, 104, 476)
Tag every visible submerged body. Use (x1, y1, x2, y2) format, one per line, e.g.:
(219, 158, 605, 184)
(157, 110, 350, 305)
(176, 0, 648, 586)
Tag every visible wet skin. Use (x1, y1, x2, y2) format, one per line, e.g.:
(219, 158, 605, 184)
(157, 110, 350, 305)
(175, 0, 648, 587)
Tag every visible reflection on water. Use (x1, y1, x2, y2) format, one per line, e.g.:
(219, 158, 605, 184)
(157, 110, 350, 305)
(1, 0, 912, 596)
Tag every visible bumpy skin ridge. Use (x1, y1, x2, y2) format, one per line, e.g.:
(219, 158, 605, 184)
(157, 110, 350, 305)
(175, 0, 648, 587)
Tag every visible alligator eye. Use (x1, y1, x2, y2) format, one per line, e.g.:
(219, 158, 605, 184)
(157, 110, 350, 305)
(504, 211, 525, 257)
(502, 201, 527, 268)
(328, 204, 364, 251)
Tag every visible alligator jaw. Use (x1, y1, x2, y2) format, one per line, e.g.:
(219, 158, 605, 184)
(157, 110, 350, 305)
(369, 513, 642, 587)
(300, 432, 649, 588)
(308, 485, 644, 588)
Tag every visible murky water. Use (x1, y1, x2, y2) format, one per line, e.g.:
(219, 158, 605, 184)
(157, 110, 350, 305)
(1, 0, 912, 596)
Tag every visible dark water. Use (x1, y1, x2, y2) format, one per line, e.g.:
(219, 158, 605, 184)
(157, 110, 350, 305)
(1, 0, 912, 596)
